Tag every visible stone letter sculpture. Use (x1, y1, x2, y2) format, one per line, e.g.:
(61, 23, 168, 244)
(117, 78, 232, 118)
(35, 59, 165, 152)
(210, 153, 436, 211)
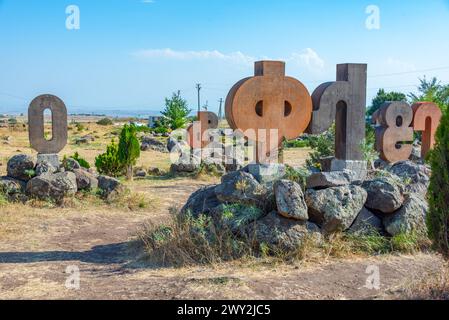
(375, 101, 414, 163)
(187, 111, 219, 149)
(411, 102, 442, 158)
(29, 94, 68, 166)
(225, 61, 312, 163)
(307, 64, 367, 169)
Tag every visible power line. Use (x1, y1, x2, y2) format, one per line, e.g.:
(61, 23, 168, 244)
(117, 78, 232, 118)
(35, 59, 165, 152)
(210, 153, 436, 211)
(369, 66, 449, 78)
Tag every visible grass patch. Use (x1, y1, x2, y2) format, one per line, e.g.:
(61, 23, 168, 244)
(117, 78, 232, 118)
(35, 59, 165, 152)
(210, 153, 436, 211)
(139, 209, 434, 268)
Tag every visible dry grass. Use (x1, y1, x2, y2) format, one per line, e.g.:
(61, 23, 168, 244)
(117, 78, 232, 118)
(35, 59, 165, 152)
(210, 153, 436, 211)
(400, 263, 449, 300)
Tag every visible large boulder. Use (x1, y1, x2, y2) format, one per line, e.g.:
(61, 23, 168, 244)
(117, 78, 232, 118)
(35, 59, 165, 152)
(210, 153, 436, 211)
(383, 194, 428, 236)
(215, 171, 270, 208)
(247, 211, 321, 251)
(7, 154, 35, 181)
(26, 172, 77, 202)
(181, 185, 221, 217)
(73, 169, 98, 191)
(348, 207, 383, 235)
(274, 180, 308, 221)
(305, 185, 367, 234)
(167, 137, 180, 153)
(98, 175, 127, 201)
(306, 169, 358, 189)
(386, 161, 431, 195)
(362, 177, 404, 214)
(0, 176, 27, 201)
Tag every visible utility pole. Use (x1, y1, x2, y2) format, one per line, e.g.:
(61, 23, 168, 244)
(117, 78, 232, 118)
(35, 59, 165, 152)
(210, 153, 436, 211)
(218, 98, 223, 120)
(196, 83, 201, 113)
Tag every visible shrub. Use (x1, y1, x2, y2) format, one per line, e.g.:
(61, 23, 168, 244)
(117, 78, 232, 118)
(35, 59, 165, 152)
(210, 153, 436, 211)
(306, 124, 335, 169)
(283, 139, 310, 149)
(118, 124, 141, 180)
(75, 122, 85, 132)
(96, 118, 113, 126)
(427, 109, 449, 256)
(95, 139, 124, 177)
(66, 152, 90, 169)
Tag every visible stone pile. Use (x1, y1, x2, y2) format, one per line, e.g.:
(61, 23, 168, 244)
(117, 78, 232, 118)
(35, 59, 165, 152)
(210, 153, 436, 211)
(181, 160, 431, 251)
(0, 154, 127, 204)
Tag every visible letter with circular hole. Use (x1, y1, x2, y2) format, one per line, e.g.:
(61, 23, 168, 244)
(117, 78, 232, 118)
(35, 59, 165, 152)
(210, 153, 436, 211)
(306, 64, 367, 161)
(187, 111, 219, 149)
(411, 102, 442, 159)
(225, 61, 312, 163)
(375, 101, 414, 163)
(28, 94, 68, 154)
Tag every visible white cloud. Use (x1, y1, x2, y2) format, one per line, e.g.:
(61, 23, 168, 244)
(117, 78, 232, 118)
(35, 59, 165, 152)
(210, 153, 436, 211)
(133, 48, 256, 64)
(141, 0, 155, 3)
(132, 48, 325, 71)
(287, 48, 325, 69)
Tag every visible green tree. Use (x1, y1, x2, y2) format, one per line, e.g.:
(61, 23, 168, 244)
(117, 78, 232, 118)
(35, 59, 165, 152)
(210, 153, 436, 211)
(161, 91, 191, 130)
(95, 139, 124, 177)
(118, 124, 141, 180)
(367, 89, 407, 116)
(409, 77, 449, 112)
(427, 109, 449, 256)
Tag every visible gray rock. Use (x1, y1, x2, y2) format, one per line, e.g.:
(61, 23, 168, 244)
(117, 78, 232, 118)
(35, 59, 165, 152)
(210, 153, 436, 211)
(349, 207, 383, 235)
(387, 161, 431, 195)
(167, 137, 180, 153)
(247, 211, 321, 251)
(134, 168, 147, 177)
(362, 177, 404, 214)
(274, 180, 308, 221)
(26, 172, 77, 202)
(181, 185, 221, 217)
(63, 158, 81, 171)
(328, 158, 367, 181)
(98, 175, 128, 201)
(306, 169, 358, 189)
(215, 171, 269, 208)
(37, 153, 60, 169)
(35, 161, 57, 176)
(73, 169, 98, 191)
(0, 176, 26, 195)
(7, 154, 35, 181)
(383, 194, 428, 236)
(147, 167, 164, 176)
(141, 136, 167, 153)
(170, 153, 201, 173)
(305, 185, 367, 234)
(409, 144, 422, 162)
(200, 158, 226, 176)
(246, 163, 287, 185)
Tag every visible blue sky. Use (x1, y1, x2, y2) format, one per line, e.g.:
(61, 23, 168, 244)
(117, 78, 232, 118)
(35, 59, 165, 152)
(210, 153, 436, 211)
(1, 0, 449, 115)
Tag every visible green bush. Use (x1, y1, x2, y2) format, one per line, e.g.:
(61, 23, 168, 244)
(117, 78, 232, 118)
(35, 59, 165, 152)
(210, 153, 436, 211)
(95, 139, 124, 177)
(96, 118, 113, 126)
(283, 139, 309, 149)
(427, 109, 449, 256)
(68, 152, 91, 169)
(306, 124, 335, 169)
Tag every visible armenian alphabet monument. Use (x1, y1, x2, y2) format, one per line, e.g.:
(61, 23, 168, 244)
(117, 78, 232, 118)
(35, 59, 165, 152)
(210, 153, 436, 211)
(23, 61, 442, 178)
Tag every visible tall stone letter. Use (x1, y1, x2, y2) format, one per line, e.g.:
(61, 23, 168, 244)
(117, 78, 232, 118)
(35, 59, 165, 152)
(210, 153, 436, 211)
(29, 94, 68, 155)
(307, 64, 367, 172)
(375, 101, 413, 163)
(411, 102, 442, 159)
(225, 61, 312, 163)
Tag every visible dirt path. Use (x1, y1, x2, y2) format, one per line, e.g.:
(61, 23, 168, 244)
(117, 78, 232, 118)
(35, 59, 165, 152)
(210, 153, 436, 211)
(0, 178, 446, 300)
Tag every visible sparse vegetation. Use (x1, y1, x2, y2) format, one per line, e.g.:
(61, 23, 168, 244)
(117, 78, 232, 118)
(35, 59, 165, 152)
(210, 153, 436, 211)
(96, 117, 114, 126)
